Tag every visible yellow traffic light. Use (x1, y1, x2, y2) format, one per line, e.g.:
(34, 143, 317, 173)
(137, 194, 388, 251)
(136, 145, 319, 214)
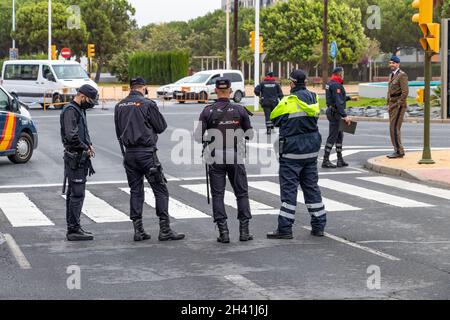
(51, 45, 57, 60)
(416, 88, 424, 103)
(249, 31, 255, 50)
(425, 23, 440, 53)
(412, 0, 440, 53)
(412, 0, 433, 30)
(259, 36, 264, 53)
(87, 44, 95, 58)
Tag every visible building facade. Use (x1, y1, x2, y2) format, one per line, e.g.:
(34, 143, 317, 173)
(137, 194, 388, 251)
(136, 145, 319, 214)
(221, 0, 283, 10)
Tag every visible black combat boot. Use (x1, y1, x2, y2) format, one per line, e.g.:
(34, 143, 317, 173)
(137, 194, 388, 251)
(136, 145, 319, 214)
(336, 153, 349, 167)
(266, 229, 293, 239)
(311, 229, 325, 237)
(266, 127, 272, 135)
(133, 219, 151, 242)
(239, 219, 254, 242)
(322, 157, 337, 169)
(158, 219, 185, 241)
(67, 228, 94, 241)
(217, 220, 230, 243)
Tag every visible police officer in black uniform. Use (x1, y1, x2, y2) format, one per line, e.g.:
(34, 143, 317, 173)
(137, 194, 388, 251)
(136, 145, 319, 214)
(322, 67, 352, 169)
(254, 71, 284, 135)
(115, 77, 185, 242)
(61, 84, 98, 241)
(195, 77, 254, 243)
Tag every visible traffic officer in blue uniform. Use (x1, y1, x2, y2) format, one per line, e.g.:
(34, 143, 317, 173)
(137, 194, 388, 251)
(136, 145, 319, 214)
(115, 77, 185, 242)
(254, 71, 284, 135)
(322, 67, 352, 168)
(267, 70, 327, 239)
(195, 77, 254, 243)
(60, 84, 98, 241)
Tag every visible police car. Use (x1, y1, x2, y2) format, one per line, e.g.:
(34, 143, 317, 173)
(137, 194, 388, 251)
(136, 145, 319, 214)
(0, 85, 38, 164)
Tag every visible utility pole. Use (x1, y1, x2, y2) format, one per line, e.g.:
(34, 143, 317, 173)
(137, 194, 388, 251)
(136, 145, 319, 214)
(226, 0, 231, 70)
(232, 0, 239, 69)
(48, 0, 52, 61)
(253, 0, 260, 113)
(12, 0, 16, 49)
(321, 0, 329, 89)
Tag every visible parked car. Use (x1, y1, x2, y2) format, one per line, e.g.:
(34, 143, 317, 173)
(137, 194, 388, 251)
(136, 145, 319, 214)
(0, 85, 38, 164)
(1, 60, 98, 108)
(156, 76, 192, 100)
(173, 70, 245, 103)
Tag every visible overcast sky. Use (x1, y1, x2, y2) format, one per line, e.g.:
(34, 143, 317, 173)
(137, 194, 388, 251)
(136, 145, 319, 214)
(128, 0, 222, 26)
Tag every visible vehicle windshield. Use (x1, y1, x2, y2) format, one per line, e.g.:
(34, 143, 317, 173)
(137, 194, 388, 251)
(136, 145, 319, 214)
(52, 65, 89, 80)
(184, 74, 211, 84)
(175, 76, 191, 84)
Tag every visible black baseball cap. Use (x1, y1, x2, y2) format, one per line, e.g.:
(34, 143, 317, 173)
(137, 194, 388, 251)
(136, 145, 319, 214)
(266, 71, 274, 77)
(289, 69, 307, 84)
(130, 77, 147, 87)
(332, 67, 344, 74)
(215, 77, 231, 89)
(77, 84, 99, 104)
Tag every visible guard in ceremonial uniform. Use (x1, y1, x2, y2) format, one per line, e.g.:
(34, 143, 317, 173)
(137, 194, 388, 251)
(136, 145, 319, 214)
(115, 77, 185, 242)
(195, 77, 254, 243)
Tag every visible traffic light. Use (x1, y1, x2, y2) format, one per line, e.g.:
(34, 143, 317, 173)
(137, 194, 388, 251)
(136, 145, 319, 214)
(416, 88, 424, 103)
(51, 45, 57, 60)
(249, 31, 255, 50)
(259, 36, 264, 53)
(87, 44, 95, 58)
(411, 0, 440, 53)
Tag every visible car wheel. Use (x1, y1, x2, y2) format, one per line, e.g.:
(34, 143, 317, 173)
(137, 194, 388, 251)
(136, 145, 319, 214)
(53, 93, 63, 109)
(233, 90, 243, 103)
(178, 101, 185, 104)
(8, 132, 34, 164)
(199, 91, 208, 103)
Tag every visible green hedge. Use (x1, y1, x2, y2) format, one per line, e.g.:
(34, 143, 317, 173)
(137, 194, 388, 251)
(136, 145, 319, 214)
(128, 50, 189, 85)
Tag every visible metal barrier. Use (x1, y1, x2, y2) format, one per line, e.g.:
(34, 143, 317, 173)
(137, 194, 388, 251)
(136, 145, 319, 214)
(42, 87, 71, 111)
(175, 86, 209, 104)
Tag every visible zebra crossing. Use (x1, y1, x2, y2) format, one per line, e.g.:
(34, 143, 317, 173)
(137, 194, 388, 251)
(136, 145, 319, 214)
(0, 175, 449, 228)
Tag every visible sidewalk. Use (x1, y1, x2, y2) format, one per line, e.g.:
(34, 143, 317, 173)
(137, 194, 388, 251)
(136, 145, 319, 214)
(366, 150, 450, 188)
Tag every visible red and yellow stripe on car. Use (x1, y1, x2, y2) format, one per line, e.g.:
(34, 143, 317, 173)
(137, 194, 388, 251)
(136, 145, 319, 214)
(0, 113, 17, 151)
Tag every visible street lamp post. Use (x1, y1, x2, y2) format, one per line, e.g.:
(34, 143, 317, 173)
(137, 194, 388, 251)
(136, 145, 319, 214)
(253, 0, 260, 113)
(12, 0, 16, 49)
(226, 0, 231, 70)
(48, 0, 52, 61)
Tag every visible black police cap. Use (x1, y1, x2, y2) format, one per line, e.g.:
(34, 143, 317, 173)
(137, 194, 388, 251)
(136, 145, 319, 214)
(77, 84, 98, 101)
(289, 69, 307, 84)
(215, 77, 231, 89)
(130, 77, 147, 87)
(266, 71, 274, 77)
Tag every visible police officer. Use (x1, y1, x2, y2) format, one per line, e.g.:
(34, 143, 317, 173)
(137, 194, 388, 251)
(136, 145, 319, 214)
(195, 77, 254, 243)
(322, 67, 352, 169)
(114, 77, 185, 242)
(61, 84, 98, 241)
(254, 71, 284, 135)
(267, 70, 327, 239)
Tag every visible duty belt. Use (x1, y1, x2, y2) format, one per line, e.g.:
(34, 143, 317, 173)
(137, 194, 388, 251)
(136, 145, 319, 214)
(390, 92, 402, 98)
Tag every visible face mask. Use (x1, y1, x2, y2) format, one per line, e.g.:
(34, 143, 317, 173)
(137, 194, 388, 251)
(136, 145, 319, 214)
(80, 97, 95, 110)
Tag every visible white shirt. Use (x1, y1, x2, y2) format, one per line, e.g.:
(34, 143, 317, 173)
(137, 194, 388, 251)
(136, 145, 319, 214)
(391, 68, 400, 78)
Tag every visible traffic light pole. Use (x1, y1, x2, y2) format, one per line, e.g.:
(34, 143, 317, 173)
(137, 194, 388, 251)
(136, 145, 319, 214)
(419, 50, 435, 164)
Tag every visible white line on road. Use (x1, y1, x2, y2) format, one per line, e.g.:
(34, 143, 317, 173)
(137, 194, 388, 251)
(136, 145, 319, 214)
(318, 179, 434, 208)
(224, 275, 279, 300)
(357, 240, 450, 244)
(120, 188, 210, 219)
(181, 184, 278, 215)
(249, 180, 361, 212)
(359, 176, 450, 200)
(0, 193, 54, 227)
(62, 190, 129, 223)
(4, 234, 32, 269)
(301, 226, 401, 261)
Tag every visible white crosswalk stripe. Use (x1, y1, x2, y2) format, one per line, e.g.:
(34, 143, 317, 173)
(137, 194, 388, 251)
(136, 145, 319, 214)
(248, 181, 361, 212)
(319, 179, 434, 208)
(62, 190, 130, 223)
(358, 177, 450, 201)
(120, 188, 210, 219)
(0, 193, 54, 227)
(180, 184, 279, 215)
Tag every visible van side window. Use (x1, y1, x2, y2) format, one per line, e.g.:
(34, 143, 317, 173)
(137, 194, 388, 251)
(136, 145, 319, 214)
(207, 74, 220, 85)
(42, 65, 53, 79)
(224, 73, 243, 83)
(4, 64, 39, 81)
(0, 89, 9, 111)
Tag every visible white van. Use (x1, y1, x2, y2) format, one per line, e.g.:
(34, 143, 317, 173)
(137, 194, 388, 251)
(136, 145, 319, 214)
(1, 60, 98, 107)
(173, 69, 245, 103)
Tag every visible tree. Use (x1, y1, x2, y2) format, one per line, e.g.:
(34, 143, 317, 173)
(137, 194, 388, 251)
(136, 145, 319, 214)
(0, 0, 12, 57)
(144, 23, 184, 52)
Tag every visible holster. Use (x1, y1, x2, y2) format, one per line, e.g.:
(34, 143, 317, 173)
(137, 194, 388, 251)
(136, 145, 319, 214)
(145, 151, 166, 184)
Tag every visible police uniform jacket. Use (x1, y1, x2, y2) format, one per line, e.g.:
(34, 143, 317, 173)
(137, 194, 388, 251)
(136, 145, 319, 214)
(254, 78, 284, 107)
(60, 101, 92, 152)
(326, 79, 350, 118)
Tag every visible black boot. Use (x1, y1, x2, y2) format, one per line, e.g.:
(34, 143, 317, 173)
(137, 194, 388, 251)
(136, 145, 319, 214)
(266, 229, 293, 239)
(67, 228, 94, 241)
(133, 219, 151, 242)
(158, 219, 185, 241)
(336, 153, 349, 167)
(266, 127, 272, 135)
(217, 220, 230, 243)
(322, 157, 337, 169)
(239, 219, 254, 242)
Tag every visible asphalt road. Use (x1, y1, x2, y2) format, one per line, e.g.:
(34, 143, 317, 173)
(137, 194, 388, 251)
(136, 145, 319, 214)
(0, 99, 449, 300)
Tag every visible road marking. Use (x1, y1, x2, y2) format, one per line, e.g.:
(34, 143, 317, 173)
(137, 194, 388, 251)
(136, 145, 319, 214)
(301, 226, 400, 261)
(249, 180, 361, 212)
(359, 176, 450, 200)
(62, 190, 129, 223)
(318, 179, 434, 208)
(224, 275, 279, 300)
(329, 150, 360, 161)
(357, 240, 450, 244)
(120, 188, 210, 219)
(181, 184, 278, 215)
(4, 234, 32, 269)
(0, 193, 54, 227)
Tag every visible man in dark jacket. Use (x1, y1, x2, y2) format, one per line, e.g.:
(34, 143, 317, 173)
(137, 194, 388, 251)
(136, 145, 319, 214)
(266, 70, 327, 239)
(254, 71, 284, 134)
(60, 84, 98, 241)
(115, 77, 185, 242)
